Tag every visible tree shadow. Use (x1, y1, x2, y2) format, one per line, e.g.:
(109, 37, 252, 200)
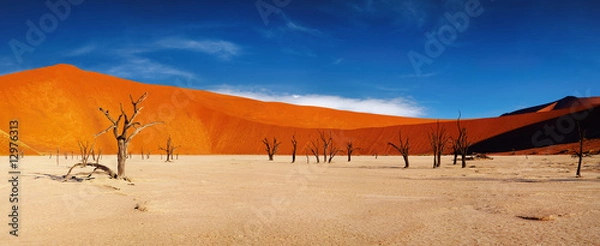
(31, 172, 95, 182)
(330, 165, 403, 169)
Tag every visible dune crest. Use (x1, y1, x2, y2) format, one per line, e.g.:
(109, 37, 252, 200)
(0, 64, 598, 156)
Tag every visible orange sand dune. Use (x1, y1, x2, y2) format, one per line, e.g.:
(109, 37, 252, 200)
(0, 64, 598, 156)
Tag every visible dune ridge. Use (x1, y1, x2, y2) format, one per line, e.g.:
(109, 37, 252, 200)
(0, 64, 599, 156)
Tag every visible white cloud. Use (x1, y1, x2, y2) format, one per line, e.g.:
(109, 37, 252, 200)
(156, 38, 241, 60)
(211, 87, 425, 117)
(64, 43, 97, 57)
(332, 58, 344, 65)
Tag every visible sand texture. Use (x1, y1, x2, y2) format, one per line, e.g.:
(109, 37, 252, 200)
(1, 155, 599, 245)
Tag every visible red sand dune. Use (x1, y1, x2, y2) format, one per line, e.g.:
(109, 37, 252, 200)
(0, 64, 599, 156)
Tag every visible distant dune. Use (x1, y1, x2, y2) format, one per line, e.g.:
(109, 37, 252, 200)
(0, 64, 599, 156)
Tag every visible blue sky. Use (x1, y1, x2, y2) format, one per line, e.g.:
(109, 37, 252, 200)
(1, 0, 599, 119)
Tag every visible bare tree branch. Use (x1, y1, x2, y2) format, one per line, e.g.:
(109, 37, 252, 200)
(127, 121, 164, 143)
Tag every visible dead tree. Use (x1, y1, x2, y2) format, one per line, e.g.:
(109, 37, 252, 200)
(575, 121, 587, 178)
(428, 120, 449, 168)
(262, 137, 281, 161)
(328, 143, 341, 163)
(388, 131, 410, 168)
(305, 149, 310, 163)
(456, 112, 471, 168)
(64, 140, 115, 180)
(159, 136, 180, 162)
(307, 139, 320, 163)
(91, 147, 102, 163)
(291, 135, 298, 163)
(428, 129, 438, 168)
(319, 130, 333, 163)
(96, 92, 162, 179)
(346, 140, 360, 162)
(451, 140, 459, 165)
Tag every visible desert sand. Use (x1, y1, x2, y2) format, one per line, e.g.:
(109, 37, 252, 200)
(1, 155, 599, 245)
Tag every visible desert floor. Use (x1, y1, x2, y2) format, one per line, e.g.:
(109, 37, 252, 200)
(1, 155, 599, 245)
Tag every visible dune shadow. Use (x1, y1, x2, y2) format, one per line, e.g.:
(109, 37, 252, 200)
(471, 106, 600, 153)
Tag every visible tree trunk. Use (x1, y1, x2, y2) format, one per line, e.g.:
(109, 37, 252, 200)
(402, 155, 409, 168)
(437, 154, 441, 168)
(292, 146, 296, 163)
(268, 154, 274, 161)
(117, 138, 127, 178)
(453, 150, 458, 165)
(576, 136, 583, 177)
(347, 152, 352, 162)
(433, 155, 437, 168)
(576, 154, 582, 178)
(461, 153, 466, 168)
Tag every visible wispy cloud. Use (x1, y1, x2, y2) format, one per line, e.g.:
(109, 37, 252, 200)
(64, 43, 97, 57)
(0, 57, 20, 75)
(286, 21, 322, 36)
(106, 56, 196, 80)
(398, 71, 439, 78)
(282, 48, 317, 58)
(211, 86, 425, 117)
(156, 38, 241, 60)
(332, 58, 344, 65)
(347, 0, 375, 13)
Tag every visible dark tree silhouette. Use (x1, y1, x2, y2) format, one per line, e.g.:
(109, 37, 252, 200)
(262, 137, 281, 161)
(159, 136, 180, 162)
(96, 92, 162, 179)
(455, 112, 471, 168)
(319, 130, 333, 163)
(345, 140, 360, 162)
(428, 120, 449, 168)
(388, 131, 410, 168)
(307, 138, 320, 163)
(451, 141, 459, 165)
(327, 143, 341, 163)
(291, 135, 298, 163)
(575, 120, 587, 178)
